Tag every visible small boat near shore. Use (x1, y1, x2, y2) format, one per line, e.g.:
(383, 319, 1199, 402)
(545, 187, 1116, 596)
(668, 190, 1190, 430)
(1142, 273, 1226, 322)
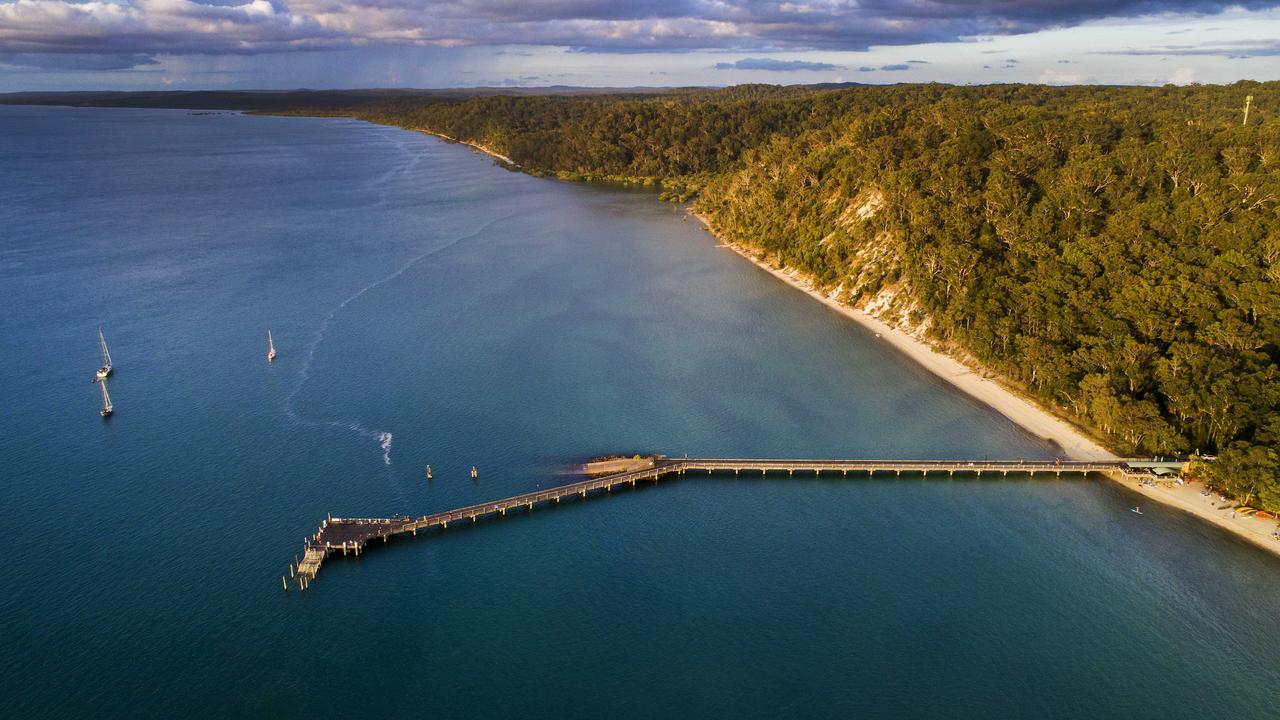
(96, 327, 113, 380)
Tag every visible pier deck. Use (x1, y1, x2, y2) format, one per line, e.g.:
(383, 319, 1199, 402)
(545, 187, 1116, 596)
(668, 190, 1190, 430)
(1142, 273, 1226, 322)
(288, 457, 1155, 589)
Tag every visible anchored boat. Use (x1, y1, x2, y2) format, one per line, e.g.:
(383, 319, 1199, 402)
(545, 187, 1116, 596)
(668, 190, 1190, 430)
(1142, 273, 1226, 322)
(96, 327, 113, 380)
(98, 376, 113, 417)
(267, 329, 277, 362)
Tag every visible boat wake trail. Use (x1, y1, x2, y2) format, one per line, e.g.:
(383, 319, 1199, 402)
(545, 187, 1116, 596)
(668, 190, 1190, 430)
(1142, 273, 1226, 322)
(282, 213, 513, 486)
(364, 130, 428, 207)
(379, 432, 393, 465)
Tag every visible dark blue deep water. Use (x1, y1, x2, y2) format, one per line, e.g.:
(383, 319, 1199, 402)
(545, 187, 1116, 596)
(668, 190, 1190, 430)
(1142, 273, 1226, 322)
(2, 106, 1278, 718)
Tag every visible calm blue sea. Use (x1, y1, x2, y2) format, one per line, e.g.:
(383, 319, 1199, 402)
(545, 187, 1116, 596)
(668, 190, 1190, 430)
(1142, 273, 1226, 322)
(1, 106, 1278, 718)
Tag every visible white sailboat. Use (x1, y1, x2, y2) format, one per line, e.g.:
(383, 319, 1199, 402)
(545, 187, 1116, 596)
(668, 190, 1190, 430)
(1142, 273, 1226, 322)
(99, 377, 113, 417)
(267, 329, 277, 362)
(96, 327, 113, 380)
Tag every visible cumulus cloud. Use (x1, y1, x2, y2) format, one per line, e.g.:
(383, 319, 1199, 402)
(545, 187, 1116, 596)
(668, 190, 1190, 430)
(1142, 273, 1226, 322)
(1, 0, 1278, 70)
(714, 57, 841, 71)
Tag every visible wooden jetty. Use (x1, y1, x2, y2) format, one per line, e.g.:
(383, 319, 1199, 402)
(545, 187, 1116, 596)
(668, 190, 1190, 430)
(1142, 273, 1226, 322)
(287, 456, 1164, 589)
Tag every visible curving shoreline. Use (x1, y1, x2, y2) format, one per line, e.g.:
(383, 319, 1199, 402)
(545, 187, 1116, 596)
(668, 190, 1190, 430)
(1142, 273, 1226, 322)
(686, 210, 1280, 558)
(414, 128, 517, 166)
(372, 129, 1280, 558)
(693, 211, 1116, 461)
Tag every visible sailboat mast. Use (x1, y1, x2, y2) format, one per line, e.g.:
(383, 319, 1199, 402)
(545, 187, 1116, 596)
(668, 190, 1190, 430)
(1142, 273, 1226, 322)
(99, 327, 112, 367)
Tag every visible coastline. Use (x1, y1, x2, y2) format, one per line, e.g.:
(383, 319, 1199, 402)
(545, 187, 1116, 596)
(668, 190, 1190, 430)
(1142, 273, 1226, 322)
(342, 125, 1278, 559)
(691, 210, 1116, 461)
(415, 128, 517, 166)
(1116, 474, 1280, 557)
(688, 210, 1280, 557)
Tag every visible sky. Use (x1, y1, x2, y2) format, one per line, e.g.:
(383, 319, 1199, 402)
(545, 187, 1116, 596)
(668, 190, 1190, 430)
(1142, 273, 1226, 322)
(1, 1, 1279, 91)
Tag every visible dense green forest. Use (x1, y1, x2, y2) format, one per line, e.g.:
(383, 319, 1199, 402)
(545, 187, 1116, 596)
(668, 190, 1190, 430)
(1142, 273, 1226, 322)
(298, 83, 1279, 510)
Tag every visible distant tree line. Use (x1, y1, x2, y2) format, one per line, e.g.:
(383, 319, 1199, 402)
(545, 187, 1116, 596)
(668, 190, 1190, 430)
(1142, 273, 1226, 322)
(304, 82, 1280, 511)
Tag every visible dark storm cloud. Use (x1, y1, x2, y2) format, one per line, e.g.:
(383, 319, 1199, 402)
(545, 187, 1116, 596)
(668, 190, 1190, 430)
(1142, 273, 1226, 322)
(2, 0, 1278, 65)
(714, 57, 842, 71)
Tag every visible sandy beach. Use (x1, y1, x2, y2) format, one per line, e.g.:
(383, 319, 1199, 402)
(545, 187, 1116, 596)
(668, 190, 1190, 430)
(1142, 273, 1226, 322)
(689, 210, 1280, 558)
(1116, 474, 1280, 555)
(691, 212, 1115, 461)
(416, 128, 517, 166)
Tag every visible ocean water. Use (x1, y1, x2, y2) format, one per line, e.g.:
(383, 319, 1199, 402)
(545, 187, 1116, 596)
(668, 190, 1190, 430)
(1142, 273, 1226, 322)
(1, 106, 1278, 718)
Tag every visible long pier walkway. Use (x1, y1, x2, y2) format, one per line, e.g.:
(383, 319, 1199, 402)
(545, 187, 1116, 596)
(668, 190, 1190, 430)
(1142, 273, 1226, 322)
(286, 457, 1156, 589)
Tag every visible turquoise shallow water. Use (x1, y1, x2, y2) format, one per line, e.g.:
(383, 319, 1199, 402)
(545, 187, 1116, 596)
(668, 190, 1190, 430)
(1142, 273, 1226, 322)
(2, 106, 1278, 718)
